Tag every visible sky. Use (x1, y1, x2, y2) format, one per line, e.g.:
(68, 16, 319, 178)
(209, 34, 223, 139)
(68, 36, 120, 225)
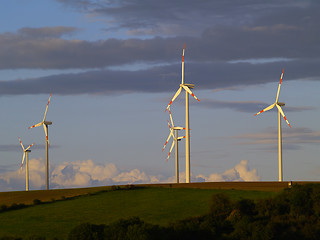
(0, 0, 320, 191)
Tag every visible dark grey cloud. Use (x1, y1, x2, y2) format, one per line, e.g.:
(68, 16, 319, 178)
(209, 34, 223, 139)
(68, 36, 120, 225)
(0, 30, 183, 69)
(1, 1, 320, 69)
(18, 26, 78, 38)
(57, 0, 316, 38)
(1, 23, 319, 69)
(0, 1, 319, 95)
(1, 59, 320, 96)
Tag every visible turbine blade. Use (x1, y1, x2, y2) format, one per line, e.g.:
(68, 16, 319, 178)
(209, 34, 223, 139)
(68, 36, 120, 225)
(43, 124, 49, 144)
(18, 137, 25, 151)
(275, 68, 285, 103)
(162, 129, 174, 152)
(168, 107, 174, 128)
(43, 93, 52, 121)
(165, 87, 182, 112)
(167, 120, 172, 130)
(28, 122, 43, 129)
(182, 85, 200, 102)
(276, 104, 291, 128)
(181, 43, 185, 84)
(25, 142, 35, 151)
(21, 153, 25, 168)
(166, 140, 175, 162)
(254, 103, 275, 116)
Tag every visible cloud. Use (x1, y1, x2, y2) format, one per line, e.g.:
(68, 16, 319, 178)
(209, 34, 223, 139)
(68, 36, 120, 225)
(1, 59, 320, 96)
(1, 1, 320, 70)
(235, 127, 320, 150)
(51, 159, 118, 187)
(112, 169, 161, 184)
(0, 158, 260, 191)
(195, 160, 260, 182)
(18, 26, 78, 38)
(56, 1, 319, 41)
(0, 1, 320, 97)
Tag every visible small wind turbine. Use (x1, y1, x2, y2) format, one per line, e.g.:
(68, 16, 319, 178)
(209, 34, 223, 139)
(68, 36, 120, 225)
(254, 68, 291, 182)
(19, 137, 35, 191)
(165, 44, 200, 183)
(162, 106, 185, 183)
(28, 93, 52, 190)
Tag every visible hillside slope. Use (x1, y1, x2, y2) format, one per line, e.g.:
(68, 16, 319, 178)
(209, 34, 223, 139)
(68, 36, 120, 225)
(0, 186, 278, 239)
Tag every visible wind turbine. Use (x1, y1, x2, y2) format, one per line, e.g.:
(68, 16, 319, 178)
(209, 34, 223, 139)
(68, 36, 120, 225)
(254, 68, 291, 182)
(19, 137, 35, 191)
(165, 44, 200, 183)
(28, 93, 52, 190)
(162, 106, 185, 183)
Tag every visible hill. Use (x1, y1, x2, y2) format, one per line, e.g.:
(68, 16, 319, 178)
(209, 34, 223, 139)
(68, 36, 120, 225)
(0, 183, 284, 239)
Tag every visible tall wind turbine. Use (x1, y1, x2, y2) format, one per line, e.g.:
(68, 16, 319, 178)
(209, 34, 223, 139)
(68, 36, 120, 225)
(254, 68, 291, 182)
(29, 93, 52, 190)
(19, 137, 35, 191)
(165, 44, 200, 183)
(162, 106, 185, 183)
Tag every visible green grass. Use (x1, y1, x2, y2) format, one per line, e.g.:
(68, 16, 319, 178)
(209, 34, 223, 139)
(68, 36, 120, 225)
(0, 187, 279, 239)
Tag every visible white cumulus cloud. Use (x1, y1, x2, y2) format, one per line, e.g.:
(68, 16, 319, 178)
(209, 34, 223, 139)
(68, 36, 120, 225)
(197, 160, 260, 182)
(0, 159, 260, 192)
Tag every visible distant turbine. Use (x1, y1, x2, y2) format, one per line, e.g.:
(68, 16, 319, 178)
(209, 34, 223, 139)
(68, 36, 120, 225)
(254, 68, 291, 182)
(19, 137, 35, 191)
(165, 44, 200, 183)
(29, 93, 52, 190)
(162, 106, 185, 183)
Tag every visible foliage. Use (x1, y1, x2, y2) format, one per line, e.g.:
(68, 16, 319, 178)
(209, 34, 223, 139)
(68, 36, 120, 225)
(68, 223, 105, 240)
(32, 199, 42, 205)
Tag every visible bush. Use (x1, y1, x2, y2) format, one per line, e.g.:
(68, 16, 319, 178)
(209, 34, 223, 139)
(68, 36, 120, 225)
(33, 199, 42, 205)
(68, 223, 105, 240)
(235, 199, 256, 216)
(111, 185, 120, 191)
(210, 193, 233, 219)
(0, 204, 8, 212)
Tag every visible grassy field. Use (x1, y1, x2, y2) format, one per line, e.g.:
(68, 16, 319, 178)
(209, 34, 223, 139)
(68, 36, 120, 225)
(0, 187, 279, 239)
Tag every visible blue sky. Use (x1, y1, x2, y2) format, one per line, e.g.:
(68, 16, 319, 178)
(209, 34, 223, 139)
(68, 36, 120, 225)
(1, 0, 320, 191)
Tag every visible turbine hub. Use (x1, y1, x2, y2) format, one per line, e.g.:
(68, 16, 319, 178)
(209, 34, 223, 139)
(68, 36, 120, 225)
(181, 83, 194, 89)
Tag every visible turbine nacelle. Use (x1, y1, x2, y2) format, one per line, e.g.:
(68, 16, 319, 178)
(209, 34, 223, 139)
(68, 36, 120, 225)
(277, 102, 285, 107)
(180, 83, 194, 89)
(173, 126, 185, 130)
(44, 121, 52, 125)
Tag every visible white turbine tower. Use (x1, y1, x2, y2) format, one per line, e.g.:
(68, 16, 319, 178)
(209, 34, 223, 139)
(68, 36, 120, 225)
(162, 106, 185, 183)
(28, 93, 52, 190)
(254, 68, 291, 182)
(165, 44, 200, 183)
(19, 137, 35, 191)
